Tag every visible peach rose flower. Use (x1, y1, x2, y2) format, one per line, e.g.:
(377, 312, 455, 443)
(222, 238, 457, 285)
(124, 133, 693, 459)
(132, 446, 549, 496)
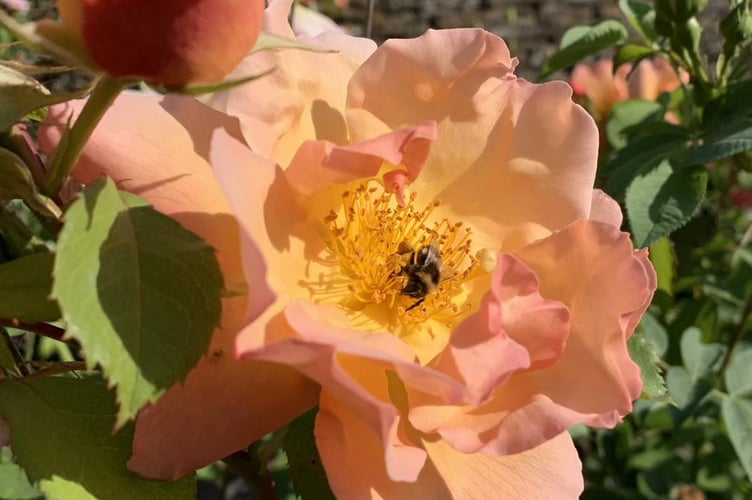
(571, 57, 685, 120)
(41, 0, 656, 496)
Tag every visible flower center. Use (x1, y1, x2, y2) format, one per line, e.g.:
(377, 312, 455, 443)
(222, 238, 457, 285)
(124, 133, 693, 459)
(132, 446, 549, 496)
(303, 181, 478, 335)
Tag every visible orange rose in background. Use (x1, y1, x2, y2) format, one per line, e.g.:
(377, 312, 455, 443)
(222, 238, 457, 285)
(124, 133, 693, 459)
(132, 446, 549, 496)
(40, 0, 656, 495)
(50, 0, 264, 86)
(571, 57, 686, 121)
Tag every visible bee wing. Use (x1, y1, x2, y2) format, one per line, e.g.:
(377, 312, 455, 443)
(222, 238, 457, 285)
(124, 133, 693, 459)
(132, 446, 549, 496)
(439, 265, 459, 283)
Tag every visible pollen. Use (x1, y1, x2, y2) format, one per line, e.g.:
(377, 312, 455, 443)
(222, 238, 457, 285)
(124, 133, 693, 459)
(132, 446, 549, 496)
(300, 181, 478, 335)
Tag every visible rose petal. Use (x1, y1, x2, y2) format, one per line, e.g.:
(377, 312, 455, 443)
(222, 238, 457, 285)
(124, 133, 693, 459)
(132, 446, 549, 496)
(318, 391, 583, 499)
(317, 391, 429, 495)
(347, 30, 598, 250)
(207, 0, 375, 166)
(590, 188, 623, 228)
(429, 255, 540, 405)
(292, 4, 347, 37)
(422, 432, 583, 499)
(284, 121, 436, 210)
(502, 220, 655, 429)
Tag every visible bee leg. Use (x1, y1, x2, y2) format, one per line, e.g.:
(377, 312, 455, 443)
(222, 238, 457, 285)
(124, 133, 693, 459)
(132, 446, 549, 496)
(405, 297, 425, 311)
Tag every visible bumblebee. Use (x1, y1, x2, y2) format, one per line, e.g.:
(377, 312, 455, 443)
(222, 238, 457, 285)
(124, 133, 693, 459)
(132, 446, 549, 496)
(398, 241, 443, 311)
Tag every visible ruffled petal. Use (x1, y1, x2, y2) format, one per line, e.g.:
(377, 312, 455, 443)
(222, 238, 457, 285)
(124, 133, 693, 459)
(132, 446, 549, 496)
(284, 121, 437, 211)
(316, 391, 431, 498)
(346, 30, 598, 250)
(422, 431, 583, 499)
(207, 0, 375, 166)
(590, 188, 623, 228)
(318, 392, 583, 500)
(210, 127, 315, 317)
(505, 220, 655, 427)
(429, 255, 541, 405)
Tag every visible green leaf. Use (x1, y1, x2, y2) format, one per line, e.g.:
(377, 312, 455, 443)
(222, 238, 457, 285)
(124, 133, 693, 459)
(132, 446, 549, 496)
(0, 336, 20, 377)
(53, 178, 223, 427)
(603, 123, 691, 196)
(0, 377, 195, 500)
(681, 327, 724, 379)
(0, 65, 89, 133)
(722, 346, 752, 481)
(721, 396, 752, 481)
(625, 161, 707, 247)
(640, 312, 669, 357)
(154, 68, 275, 96)
(666, 328, 724, 414)
(689, 118, 752, 164)
(0, 252, 59, 322)
(665, 366, 691, 407)
(284, 408, 335, 500)
(725, 345, 752, 397)
(613, 43, 658, 70)
(0, 447, 42, 500)
(559, 26, 590, 48)
(0, 210, 50, 261)
(606, 99, 665, 150)
(619, 0, 658, 41)
(649, 237, 675, 298)
(628, 328, 669, 401)
(0, 147, 61, 219)
(541, 20, 629, 77)
(703, 81, 752, 131)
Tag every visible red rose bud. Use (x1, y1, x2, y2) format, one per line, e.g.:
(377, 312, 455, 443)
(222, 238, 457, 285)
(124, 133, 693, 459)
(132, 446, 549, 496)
(59, 0, 265, 87)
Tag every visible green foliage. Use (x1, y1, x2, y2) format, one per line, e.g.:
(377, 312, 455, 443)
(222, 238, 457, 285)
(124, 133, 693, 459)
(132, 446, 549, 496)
(0, 376, 195, 499)
(619, 0, 658, 41)
(628, 325, 669, 401)
(0, 147, 60, 219)
(0, 447, 42, 500)
(606, 99, 665, 149)
(625, 161, 707, 247)
(613, 43, 658, 70)
(283, 408, 335, 500)
(722, 346, 752, 481)
(541, 20, 629, 77)
(0, 65, 89, 134)
(602, 123, 692, 196)
(558, 0, 752, 495)
(0, 252, 59, 322)
(53, 178, 223, 427)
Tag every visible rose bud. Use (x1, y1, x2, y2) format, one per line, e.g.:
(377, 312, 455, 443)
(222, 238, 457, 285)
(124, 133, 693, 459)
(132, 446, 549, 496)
(56, 0, 265, 87)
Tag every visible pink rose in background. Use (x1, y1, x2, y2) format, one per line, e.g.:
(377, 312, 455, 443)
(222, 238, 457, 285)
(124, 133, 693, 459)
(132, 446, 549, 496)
(40, 0, 656, 495)
(570, 59, 631, 120)
(571, 57, 685, 120)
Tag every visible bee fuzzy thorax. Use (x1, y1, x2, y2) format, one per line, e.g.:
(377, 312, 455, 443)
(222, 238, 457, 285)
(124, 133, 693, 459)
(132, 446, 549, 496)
(303, 181, 479, 334)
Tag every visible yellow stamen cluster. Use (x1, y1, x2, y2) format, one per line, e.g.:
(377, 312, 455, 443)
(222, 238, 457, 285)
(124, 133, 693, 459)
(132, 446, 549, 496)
(300, 181, 477, 333)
